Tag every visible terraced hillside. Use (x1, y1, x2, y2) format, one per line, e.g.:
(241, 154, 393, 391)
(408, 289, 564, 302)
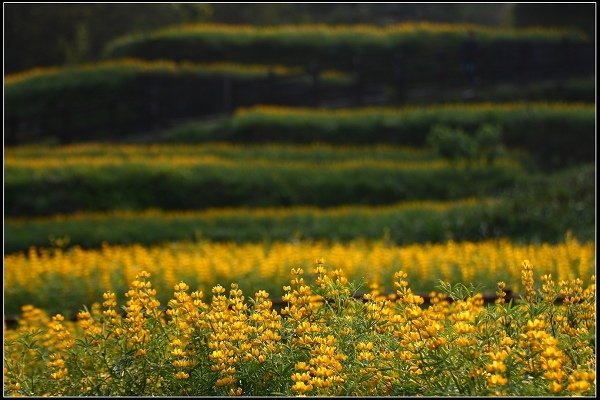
(4, 18, 595, 397)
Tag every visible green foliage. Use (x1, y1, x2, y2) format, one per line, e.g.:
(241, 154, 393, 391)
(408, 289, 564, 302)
(4, 3, 215, 73)
(103, 22, 592, 87)
(4, 161, 523, 217)
(494, 163, 596, 243)
(475, 124, 504, 165)
(5, 142, 439, 163)
(427, 123, 504, 166)
(3, 200, 501, 253)
(223, 103, 594, 170)
(60, 23, 91, 65)
(427, 125, 477, 165)
(454, 78, 596, 104)
(4, 61, 350, 145)
(6, 160, 594, 253)
(5, 4, 518, 74)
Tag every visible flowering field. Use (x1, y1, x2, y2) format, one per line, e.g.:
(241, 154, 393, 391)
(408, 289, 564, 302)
(5, 237, 594, 317)
(4, 13, 595, 397)
(4, 142, 596, 397)
(4, 261, 595, 396)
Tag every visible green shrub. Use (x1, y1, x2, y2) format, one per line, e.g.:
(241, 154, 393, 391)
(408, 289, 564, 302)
(427, 124, 504, 166)
(427, 125, 477, 165)
(475, 124, 504, 165)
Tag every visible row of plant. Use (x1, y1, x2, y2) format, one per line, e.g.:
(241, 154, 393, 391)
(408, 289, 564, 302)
(5, 158, 523, 216)
(7, 150, 592, 246)
(6, 152, 516, 170)
(3, 259, 595, 396)
(3, 199, 494, 252)
(6, 61, 594, 155)
(4, 59, 351, 145)
(3, 59, 327, 87)
(196, 102, 592, 169)
(5, 160, 596, 251)
(432, 78, 595, 104)
(5, 142, 438, 163)
(4, 235, 594, 317)
(104, 22, 593, 86)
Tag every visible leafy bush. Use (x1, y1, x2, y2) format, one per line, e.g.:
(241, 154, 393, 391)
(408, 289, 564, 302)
(427, 125, 477, 165)
(475, 124, 504, 165)
(427, 123, 504, 166)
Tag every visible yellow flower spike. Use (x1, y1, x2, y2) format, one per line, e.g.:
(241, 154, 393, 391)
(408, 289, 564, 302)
(171, 348, 187, 357)
(53, 314, 65, 322)
(215, 375, 237, 387)
(488, 374, 508, 386)
(295, 362, 309, 371)
(173, 359, 193, 368)
(520, 260, 536, 302)
(292, 381, 313, 394)
(486, 361, 507, 373)
(135, 348, 147, 357)
(585, 371, 595, 381)
(212, 285, 226, 295)
(174, 282, 190, 292)
(567, 380, 591, 393)
(489, 350, 509, 361)
(548, 381, 563, 393)
(455, 337, 475, 347)
(137, 271, 151, 279)
(407, 305, 422, 319)
(175, 371, 189, 380)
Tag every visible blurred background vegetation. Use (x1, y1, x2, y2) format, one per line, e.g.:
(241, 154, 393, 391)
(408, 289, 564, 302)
(3, 2, 596, 315)
(3, 3, 596, 247)
(4, 3, 594, 73)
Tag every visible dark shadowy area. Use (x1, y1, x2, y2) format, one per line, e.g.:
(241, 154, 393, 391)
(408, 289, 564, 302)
(6, 3, 594, 73)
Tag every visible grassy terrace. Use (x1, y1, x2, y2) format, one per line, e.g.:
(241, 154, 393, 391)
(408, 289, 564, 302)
(5, 143, 525, 216)
(150, 102, 595, 170)
(104, 22, 591, 86)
